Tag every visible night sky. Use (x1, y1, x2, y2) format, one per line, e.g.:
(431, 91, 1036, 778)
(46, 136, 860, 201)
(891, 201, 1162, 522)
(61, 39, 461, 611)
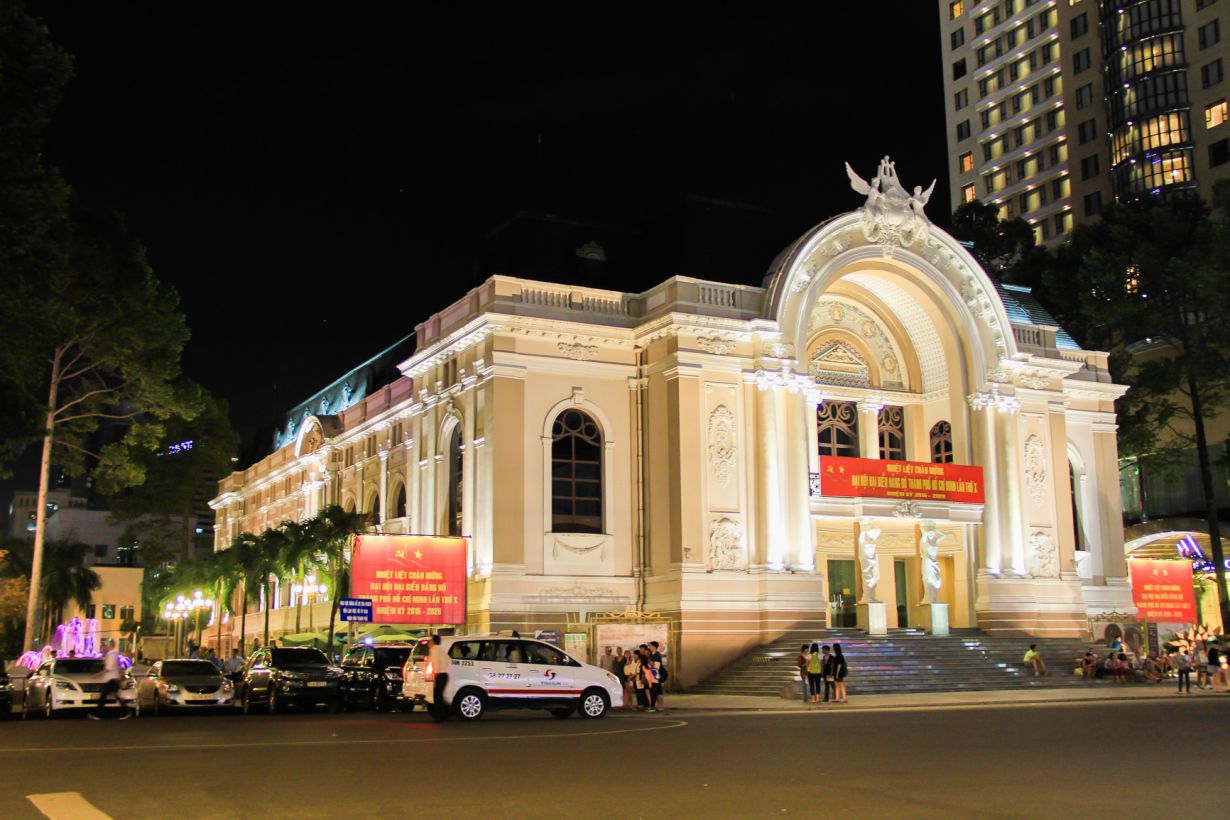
(29, 3, 946, 448)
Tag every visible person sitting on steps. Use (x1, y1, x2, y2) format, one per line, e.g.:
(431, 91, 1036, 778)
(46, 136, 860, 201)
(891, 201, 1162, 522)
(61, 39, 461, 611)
(1024, 644, 1047, 677)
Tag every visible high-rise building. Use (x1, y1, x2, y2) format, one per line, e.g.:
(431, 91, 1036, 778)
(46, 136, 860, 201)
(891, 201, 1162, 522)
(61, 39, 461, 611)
(940, 0, 1230, 243)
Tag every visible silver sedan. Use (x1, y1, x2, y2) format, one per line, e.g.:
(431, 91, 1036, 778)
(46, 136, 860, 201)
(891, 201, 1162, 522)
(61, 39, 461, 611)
(134, 659, 234, 716)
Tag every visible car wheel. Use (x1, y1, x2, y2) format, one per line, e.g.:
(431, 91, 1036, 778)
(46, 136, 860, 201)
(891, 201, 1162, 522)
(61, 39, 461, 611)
(328, 697, 343, 714)
(550, 706, 575, 719)
(44, 693, 54, 720)
(133, 696, 142, 719)
(375, 687, 390, 713)
(453, 688, 486, 721)
(153, 695, 162, 717)
(427, 700, 451, 722)
(21, 692, 31, 720)
(268, 687, 280, 714)
(242, 691, 254, 715)
(578, 688, 610, 719)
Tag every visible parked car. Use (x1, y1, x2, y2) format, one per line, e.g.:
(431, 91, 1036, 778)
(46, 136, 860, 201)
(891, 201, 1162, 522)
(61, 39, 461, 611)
(21, 657, 136, 718)
(238, 646, 342, 714)
(339, 643, 415, 712)
(0, 666, 13, 719)
(402, 635, 622, 721)
(134, 659, 234, 716)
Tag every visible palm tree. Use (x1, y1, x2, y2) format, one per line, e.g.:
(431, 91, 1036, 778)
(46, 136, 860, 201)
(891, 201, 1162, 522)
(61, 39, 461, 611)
(250, 530, 284, 649)
(32, 541, 100, 642)
(310, 505, 369, 658)
(225, 532, 262, 656)
(271, 519, 321, 634)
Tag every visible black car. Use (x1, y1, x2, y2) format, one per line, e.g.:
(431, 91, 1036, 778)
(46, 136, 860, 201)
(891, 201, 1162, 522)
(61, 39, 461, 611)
(0, 666, 12, 719)
(238, 646, 342, 714)
(338, 643, 415, 712)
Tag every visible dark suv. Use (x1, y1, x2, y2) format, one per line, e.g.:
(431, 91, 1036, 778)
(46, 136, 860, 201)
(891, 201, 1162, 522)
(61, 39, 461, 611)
(338, 643, 414, 712)
(239, 647, 342, 714)
(0, 666, 12, 719)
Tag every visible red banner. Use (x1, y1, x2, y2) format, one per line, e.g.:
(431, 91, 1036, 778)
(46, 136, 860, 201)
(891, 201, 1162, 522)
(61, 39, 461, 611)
(819, 456, 985, 503)
(1130, 558, 1197, 623)
(350, 535, 467, 625)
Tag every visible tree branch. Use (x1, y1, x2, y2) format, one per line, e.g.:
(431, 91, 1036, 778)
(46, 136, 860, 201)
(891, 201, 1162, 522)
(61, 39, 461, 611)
(57, 411, 141, 424)
(55, 439, 102, 461)
(52, 386, 119, 417)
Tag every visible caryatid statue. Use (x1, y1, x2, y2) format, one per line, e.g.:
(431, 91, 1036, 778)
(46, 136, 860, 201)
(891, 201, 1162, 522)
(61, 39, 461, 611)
(857, 524, 882, 603)
(920, 523, 945, 604)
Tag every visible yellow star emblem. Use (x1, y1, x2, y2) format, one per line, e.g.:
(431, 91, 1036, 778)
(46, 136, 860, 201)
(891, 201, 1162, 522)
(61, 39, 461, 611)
(414, 550, 423, 560)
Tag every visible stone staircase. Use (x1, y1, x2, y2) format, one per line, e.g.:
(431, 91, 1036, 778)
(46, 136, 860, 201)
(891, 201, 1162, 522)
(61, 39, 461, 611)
(689, 628, 1093, 696)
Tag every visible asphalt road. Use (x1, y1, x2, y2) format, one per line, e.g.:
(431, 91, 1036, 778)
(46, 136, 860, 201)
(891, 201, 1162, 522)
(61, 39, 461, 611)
(1, 698, 1223, 819)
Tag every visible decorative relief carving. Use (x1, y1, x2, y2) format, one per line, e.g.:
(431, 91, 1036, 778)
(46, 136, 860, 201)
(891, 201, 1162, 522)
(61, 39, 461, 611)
(696, 336, 736, 355)
(809, 299, 905, 390)
(1018, 373, 1051, 390)
(892, 500, 922, 519)
(558, 342, 598, 361)
(709, 517, 746, 571)
(764, 341, 796, 359)
(1023, 434, 1048, 503)
(707, 405, 736, 488)
(301, 425, 324, 455)
(538, 582, 619, 599)
(551, 534, 607, 561)
(1029, 531, 1058, 578)
(858, 525, 882, 602)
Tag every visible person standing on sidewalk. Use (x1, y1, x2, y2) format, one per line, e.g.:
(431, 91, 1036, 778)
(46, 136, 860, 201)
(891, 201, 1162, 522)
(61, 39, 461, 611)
(805, 643, 822, 703)
(832, 643, 849, 703)
(1175, 647, 1193, 694)
(795, 644, 810, 701)
(89, 639, 130, 720)
(820, 645, 836, 703)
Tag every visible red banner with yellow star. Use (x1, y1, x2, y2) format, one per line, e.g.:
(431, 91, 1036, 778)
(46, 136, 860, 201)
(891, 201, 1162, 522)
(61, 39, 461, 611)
(1129, 558, 1196, 623)
(819, 456, 985, 503)
(350, 534, 468, 624)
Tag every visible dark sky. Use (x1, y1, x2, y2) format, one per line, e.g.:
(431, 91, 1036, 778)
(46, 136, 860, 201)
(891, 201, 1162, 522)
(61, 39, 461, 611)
(29, 2, 946, 447)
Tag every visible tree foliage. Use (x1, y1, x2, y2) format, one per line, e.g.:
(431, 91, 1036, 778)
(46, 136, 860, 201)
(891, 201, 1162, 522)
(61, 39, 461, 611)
(949, 199, 1043, 285)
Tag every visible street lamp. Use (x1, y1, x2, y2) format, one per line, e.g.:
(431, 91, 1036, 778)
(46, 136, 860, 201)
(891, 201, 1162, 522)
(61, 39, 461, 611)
(163, 592, 213, 656)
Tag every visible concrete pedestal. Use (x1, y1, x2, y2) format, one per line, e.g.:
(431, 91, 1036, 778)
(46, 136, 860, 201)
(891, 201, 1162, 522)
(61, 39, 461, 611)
(857, 601, 888, 636)
(926, 602, 950, 636)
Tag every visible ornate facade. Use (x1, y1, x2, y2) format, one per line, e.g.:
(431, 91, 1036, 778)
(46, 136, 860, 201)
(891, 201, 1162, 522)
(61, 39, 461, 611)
(211, 159, 1133, 685)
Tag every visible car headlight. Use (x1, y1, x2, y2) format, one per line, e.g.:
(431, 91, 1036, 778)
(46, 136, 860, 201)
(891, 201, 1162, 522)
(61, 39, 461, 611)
(0, 681, 13, 691)
(121, 678, 136, 690)
(53, 678, 77, 690)
(282, 671, 307, 680)
(221, 679, 234, 691)
(166, 684, 181, 694)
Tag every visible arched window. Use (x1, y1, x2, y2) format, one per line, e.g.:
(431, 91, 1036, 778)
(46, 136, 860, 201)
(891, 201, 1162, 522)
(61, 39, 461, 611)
(394, 485, 407, 519)
(551, 409, 602, 533)
(878, 406, 906, 461)
(447, 425, 463, 537)
(817, 401, 859, 458)
(930, 421, 954, 464)
(369, 494, 381, 526)
(1069, 461, 1085, 550)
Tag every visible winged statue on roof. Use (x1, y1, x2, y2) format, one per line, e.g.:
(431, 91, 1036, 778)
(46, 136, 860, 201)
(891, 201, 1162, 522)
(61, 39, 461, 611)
(845, 157, 936, 247)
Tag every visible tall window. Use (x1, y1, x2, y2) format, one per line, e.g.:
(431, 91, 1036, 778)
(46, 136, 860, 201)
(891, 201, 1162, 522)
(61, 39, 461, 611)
(817, 402, 859, 458)
(1070, 462, 1085, 550)
(551, 410, 602, 533)
(878, 406, 906, 461)
(447, 426, 463, 537)
(369, 494, 381, 526)
(395, 485, 407, 519)
(930, 421, 954, 464)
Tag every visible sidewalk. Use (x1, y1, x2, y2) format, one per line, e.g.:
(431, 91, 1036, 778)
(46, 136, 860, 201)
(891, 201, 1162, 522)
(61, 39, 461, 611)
(657, 684, 1227, 713)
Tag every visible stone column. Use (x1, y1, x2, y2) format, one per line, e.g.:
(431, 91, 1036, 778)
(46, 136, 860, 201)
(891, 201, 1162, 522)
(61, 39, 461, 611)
(857, 399, 883, 460)
(997, 403, 1026, 576)
(378, 449, 389, 527)
(967, 392, 1002, 573)
(755, 383, 786, 570)
(785, 388, 815, 571)
(1093, 418, 1129, 581)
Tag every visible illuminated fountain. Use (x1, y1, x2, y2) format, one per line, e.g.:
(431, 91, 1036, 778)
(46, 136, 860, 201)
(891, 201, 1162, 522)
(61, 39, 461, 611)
(14, 616, 131, 671)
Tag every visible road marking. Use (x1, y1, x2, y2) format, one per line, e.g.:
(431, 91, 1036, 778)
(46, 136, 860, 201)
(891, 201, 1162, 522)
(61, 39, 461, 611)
(2, 718, 687, 755)
(671, 696, 1212, 718)
(26, 792, 112, 820)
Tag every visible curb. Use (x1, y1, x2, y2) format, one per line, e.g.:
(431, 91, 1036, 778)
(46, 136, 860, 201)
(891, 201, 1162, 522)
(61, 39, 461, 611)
(656, 692, 1224, 713)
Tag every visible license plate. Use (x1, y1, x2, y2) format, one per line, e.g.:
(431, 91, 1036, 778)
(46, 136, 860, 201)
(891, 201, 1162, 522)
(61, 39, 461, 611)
(307, 681, 328, 687)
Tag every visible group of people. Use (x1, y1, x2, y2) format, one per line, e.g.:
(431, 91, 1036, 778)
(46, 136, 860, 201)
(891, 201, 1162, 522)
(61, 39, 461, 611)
(795, 642, 848, 703)
(604, 642, 668, 712)
(1077, 639, 1230, 693)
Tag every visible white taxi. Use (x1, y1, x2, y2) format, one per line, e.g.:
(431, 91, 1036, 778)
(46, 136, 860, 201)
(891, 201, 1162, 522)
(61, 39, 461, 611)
(401, 635, 622, 721)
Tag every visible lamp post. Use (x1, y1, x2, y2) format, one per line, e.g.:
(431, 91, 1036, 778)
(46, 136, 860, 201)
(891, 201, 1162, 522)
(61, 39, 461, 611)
(163, 592, 213, 657)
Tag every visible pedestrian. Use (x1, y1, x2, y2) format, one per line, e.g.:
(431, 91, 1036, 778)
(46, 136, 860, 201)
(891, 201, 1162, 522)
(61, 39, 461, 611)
(832, 643, 848, 703)
(1195, 642, 1210, 689)
(619, 649, 639, 708)
(1209, 644, 1226, 691)
(89, 639, 130, 720)
(1175, 647, 1192, 694)
(649, 641, 668, 711)
(805, 642, 822, 703)
(641, 647, 662, 712)
(794, 644, 810, 701)
(820, 645, 835, 703)
(429, 634, 449, 709)
(208, 648, 223, 671)
(223, 648, 245, 681)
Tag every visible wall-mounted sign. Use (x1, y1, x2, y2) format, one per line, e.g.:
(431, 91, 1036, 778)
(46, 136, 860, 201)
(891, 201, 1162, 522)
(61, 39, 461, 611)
(350, 535, 467, 625)
(1129, 558, 1197, 623)
(818, 456, 985, 504)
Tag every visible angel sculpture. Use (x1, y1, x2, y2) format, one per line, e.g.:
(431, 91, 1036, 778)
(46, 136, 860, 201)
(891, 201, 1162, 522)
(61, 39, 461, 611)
(845, 161, 883, 212)
(844, 158, 936, 246)
(920, 523, 945, 604)
(858, 525, 881, 603)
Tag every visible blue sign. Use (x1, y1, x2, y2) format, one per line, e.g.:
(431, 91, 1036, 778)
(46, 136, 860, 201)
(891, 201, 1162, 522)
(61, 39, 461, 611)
(339, 598, 373, 623)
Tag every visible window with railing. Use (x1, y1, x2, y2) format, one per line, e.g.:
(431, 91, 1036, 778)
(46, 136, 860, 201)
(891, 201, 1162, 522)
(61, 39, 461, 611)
(878, 406, 906, 461)
(930, 421, 954, 464)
